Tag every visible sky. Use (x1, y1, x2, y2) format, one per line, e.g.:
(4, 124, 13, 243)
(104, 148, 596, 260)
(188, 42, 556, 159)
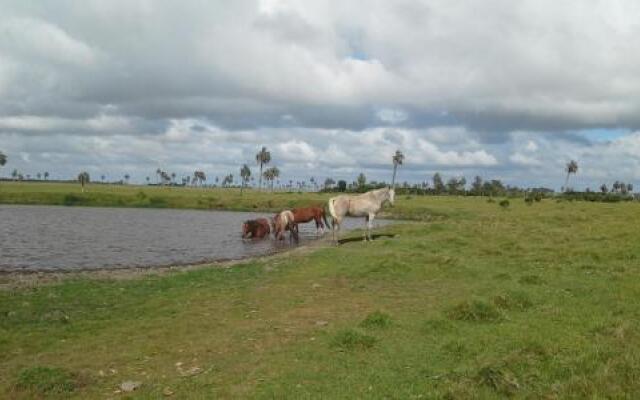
(1, 0, 640, 189)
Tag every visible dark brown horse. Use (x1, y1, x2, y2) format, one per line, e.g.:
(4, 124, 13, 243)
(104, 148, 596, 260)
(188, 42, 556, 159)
(242, 218, 271, 239)
(291, 206, 330, 234)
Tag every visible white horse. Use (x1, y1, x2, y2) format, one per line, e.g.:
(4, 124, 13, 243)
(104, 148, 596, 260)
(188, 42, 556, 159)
(327, 187, 395, 242)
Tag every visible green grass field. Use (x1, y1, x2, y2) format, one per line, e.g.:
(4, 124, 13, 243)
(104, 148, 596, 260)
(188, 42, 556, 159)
(2, 184, 640, 398)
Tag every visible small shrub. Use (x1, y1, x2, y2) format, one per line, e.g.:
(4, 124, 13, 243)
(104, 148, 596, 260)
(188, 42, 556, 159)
(524, 197, 533, 206)
(446, 300, 503, 322)
(499, 199, 510, 209)
(15, 366, 79, 395)
(330, 329, 376, 351)
(360, 311, 392, 329)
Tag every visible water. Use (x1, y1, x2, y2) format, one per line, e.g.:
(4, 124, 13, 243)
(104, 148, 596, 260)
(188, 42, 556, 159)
(0, 205, 390, 272)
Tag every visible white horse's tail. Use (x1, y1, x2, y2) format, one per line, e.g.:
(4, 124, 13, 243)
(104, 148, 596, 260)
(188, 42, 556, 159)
(328, 197, 338, 221)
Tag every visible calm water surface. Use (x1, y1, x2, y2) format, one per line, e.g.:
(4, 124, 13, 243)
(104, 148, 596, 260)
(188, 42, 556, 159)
(0, 205, 389, 272)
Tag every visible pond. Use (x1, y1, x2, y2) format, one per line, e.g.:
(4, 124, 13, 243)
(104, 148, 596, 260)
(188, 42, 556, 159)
(0, 205, 391, 272)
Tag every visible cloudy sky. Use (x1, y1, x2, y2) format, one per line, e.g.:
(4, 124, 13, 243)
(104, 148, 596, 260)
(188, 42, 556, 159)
(2, 0, 640, 189)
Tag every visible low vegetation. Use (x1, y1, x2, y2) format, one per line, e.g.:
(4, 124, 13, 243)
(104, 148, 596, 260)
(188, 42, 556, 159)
(2, 189, 640, 397)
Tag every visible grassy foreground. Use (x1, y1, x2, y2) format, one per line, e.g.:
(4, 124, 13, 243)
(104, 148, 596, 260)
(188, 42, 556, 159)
(3, 192, 640, 398)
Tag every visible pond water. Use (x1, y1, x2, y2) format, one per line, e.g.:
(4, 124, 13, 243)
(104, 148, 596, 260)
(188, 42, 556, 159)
(0, 205, 390, 272)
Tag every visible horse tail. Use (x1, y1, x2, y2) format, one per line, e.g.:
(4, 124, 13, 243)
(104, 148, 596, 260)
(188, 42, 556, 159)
(322, 207, 331, 229)
(328, 197, 338, 224)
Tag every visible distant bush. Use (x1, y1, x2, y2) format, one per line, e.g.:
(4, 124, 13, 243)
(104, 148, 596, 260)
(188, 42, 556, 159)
(499, 199, 510, 209)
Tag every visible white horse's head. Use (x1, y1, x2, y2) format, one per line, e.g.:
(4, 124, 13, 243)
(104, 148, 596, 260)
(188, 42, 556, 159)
(387, 187, 395, 206)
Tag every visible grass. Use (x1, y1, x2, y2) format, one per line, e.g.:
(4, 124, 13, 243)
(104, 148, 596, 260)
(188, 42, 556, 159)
(2, 185, 640, 397)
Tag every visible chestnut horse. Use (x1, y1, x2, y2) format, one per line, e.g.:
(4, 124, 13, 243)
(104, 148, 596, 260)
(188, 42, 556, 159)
(272, 210, 299, 242)
(242, 218, 271, 239)
(291, 206, 330, 234)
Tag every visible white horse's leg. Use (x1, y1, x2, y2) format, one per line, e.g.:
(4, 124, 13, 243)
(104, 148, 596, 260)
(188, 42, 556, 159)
(363, 215, 369, 241)
(368, 213, 375, 241)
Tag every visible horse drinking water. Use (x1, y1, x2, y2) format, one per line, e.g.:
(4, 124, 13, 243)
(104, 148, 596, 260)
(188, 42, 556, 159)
(327, 187, 395, 243)
(242, 218, 271, 239)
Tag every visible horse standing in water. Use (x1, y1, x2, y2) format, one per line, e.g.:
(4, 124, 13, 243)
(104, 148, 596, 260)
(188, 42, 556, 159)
(242, 218, 271, 239)
(327, 187, 395, 243)
(291, 206, 330, 234)
(272, 210, 299, 242)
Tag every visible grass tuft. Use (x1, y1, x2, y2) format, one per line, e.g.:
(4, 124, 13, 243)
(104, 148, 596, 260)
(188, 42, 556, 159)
(330, 329, 377, 351)
(446, 300, 503, 322)
(15, 366, 80, 395)
(493, 291, 533, 311)
(360, 311, 392, 329)
(475, 365, 520, 396)
(518, 275, 545, 285)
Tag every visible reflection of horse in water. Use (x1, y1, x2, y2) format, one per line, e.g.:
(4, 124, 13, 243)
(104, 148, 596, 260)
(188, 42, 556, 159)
(272, 210, 299, 242)
(328, 187, 395, 242)
(291, 207, 330, 234)
(241, 218, 271, 239)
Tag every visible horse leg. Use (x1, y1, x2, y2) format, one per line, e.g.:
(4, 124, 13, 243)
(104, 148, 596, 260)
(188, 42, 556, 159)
(363, 215, 370, 241)
(368, 213, 375, 241)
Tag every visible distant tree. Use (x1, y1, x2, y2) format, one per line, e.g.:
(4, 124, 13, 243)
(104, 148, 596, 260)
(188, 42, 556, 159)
(146, 176, 150, 184)
(155, 168, 162, 184)
(124, 174, 130, 184)
(171, 172, 176, 183)
(357, 172, 367, 190)
(240, 164, 251, 194)
(472, 176, 483, 195)
(193, 170, 206, 186)
(564, 160, 578, 192)
(11, 169, 18, 181)
(263, 166, 280, 190)
(37, 172, 41, 180)
(78, 171, 90, 192)
(44, 171, 49, 180)
(256, 146, 271, 190)
(600, 183, 608, 194)
(432, 173, 445, 194)
(391, 150, 404, 188)
(101, 174, 106, 183)
(324, 177, 335, 189)
(628, 183, 634, 193)
(0, 151, 6, 172)
(337, 180, 347, 192)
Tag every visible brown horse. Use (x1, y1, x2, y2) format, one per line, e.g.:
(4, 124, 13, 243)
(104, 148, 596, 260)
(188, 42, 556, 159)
(242, 218, 271, 239)
(272, 210, 299, 242)
(291, 206, 330, 234)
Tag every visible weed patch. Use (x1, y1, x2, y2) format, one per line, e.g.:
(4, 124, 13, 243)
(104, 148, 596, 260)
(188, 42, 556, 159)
(493, 291, 533, 311)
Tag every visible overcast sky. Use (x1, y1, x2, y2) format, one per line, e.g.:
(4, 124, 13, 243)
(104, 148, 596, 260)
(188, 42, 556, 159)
(1, 0, 640, 189)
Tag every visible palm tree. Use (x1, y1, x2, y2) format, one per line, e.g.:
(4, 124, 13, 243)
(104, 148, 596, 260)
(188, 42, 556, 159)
(101, 174, 106, 183)
(78, 171, 90, 192)
(263, 166, 279, 191)
(146, 176, 150, 185)
(171, 172, 176, 184)
(44, 171, 49, 180)
(11, 169, 18, 181)
(37, 172, 41, 180)
(564, 160, 578, 192)
(255, 146, 271, 190)
(124, 174, 130, 184)
(391, 150, 405, 188)
(155, 168, 162, 184)
(240, 164, 251, 195)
